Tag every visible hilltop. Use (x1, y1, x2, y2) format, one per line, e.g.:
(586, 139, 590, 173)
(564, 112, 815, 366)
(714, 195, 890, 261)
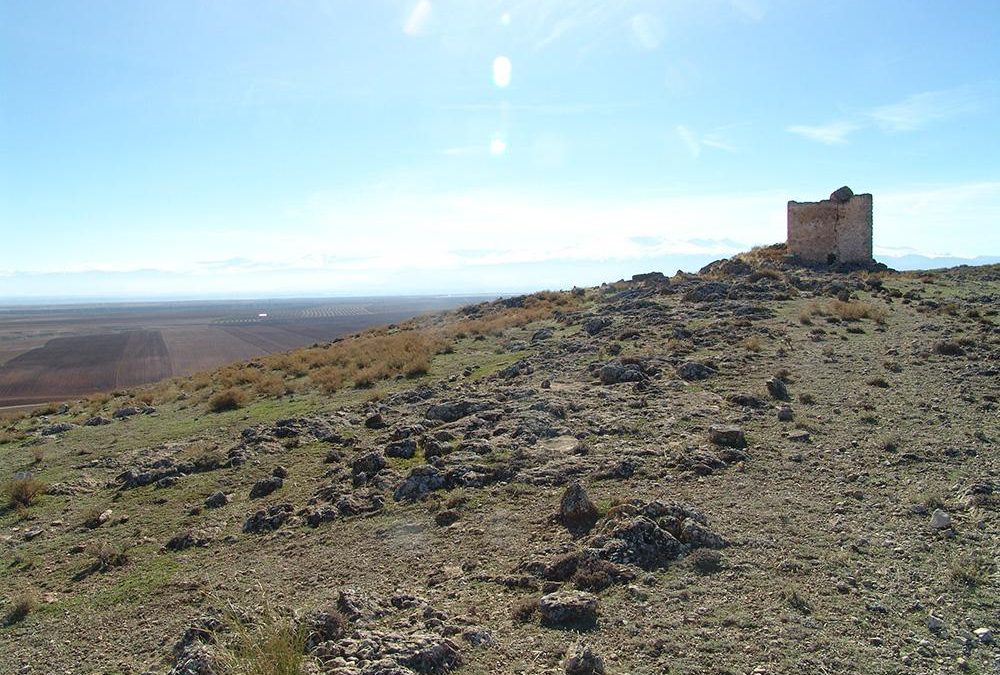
(1, 246, 997, 675)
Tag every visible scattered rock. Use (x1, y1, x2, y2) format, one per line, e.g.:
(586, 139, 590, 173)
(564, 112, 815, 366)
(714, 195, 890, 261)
(676, 362, 716, 381)
(243, 504, 294, 533)
(166, 529, 212, 551)
(564, 643, 606, 675)
(249, 476, 283, 499)
(973, 627, 993, 644)
(393, 465, 445, 501)
(83, 416, 112, 427)
(41, 422, 75, 436)
(426, 400, 490, 423)
(777, 405, 794, 421)
(766, 377, 790, 401)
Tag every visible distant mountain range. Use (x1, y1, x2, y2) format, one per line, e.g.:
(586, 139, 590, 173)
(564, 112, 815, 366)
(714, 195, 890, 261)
(0, 253, 996, 305)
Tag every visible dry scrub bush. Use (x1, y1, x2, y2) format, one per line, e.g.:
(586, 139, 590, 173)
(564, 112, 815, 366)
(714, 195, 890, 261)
(742, 336, 763, 352)
(4, 589, 38, 625)
(5, 477, 45, 509)
(0, 429, 27, 445)
(447, 291, 581, 339)
(209, 388, 248, 412)
(85, 541, 129, 572)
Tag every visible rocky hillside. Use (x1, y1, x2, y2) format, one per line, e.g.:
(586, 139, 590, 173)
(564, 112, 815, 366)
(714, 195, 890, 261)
(1, 246, 997, 675)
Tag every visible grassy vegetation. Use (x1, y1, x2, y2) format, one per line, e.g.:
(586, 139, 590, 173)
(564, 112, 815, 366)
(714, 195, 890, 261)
(215, 602, 310, 675)
(801, 299, 888, 324)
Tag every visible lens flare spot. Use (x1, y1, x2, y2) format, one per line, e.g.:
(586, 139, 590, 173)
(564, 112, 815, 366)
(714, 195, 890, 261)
(492, 56, 512, 88)
(490, 138, 507, 156)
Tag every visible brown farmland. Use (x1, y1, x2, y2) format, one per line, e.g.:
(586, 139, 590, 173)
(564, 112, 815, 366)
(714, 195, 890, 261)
(0, 296, 485, 406)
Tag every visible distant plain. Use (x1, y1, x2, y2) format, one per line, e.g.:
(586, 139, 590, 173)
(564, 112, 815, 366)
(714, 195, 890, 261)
(0, 296, 485, 408)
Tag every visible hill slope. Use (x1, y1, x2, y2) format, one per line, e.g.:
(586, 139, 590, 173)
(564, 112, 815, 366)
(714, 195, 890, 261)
(1, 250, 997, 674)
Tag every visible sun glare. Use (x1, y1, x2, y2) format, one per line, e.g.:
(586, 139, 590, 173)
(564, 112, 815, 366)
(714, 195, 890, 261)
(490, 137, 507, 155)
(492, 56, 512, 88)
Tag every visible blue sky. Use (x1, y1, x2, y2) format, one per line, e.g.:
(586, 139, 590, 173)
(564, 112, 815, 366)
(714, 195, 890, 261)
(1, 0, 998, 299)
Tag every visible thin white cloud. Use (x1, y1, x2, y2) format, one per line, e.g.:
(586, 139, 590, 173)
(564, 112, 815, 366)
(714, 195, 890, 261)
(676, 125, 700, 158)
(440, 102, 633, 115)
(629, 13, 662, 51)
(789, 82, 995, 143)
(676, 125, 737, 157)
(403, 0, 432, 36)
(787, 121, 860, 145)
(729, 0, 767, 21)
(869, 84, 992, 132)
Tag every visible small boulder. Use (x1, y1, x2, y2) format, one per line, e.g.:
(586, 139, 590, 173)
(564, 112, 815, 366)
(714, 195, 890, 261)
(540, 590, 598, 628)
(385, 438, 418, 459)
(582, 317, 611, 336)
(708, 425, 746, 449)
(249, 476, 283, 499)
(559, 482, 598, 531)
(830, 186, 854, 202)
(204, 492, 230, 509)
(83, 416, 112, 427)
(766, 377, 789, 401)
(930, 509, 951, 530)
(352, 451, 387, 480)
(364, 413, 387, 429)
(599, 362, 645, 385)
(676, 362, 716, 381)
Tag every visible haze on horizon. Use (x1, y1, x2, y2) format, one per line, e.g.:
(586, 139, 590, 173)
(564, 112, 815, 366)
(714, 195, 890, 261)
(2, 1, 999, 300)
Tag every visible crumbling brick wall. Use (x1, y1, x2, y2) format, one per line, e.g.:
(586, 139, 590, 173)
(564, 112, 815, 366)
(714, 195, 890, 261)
(787, 188, 873, 264)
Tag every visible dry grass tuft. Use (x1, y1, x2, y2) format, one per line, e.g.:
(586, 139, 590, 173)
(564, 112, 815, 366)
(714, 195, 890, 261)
(511, 597, 539, 624)
(827, 300, 887, 324)
(214, 602, 309, 675)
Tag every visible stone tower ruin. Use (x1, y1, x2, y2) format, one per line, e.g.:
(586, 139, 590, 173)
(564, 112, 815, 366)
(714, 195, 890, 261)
(787, 186, 873, 265)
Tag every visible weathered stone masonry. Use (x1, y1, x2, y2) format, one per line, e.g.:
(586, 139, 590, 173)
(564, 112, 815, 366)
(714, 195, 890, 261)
(787, 186, 873, 264)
